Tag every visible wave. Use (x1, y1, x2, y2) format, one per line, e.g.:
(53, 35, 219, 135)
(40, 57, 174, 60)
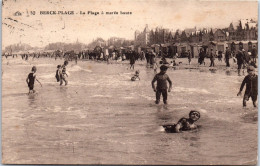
(68, 81, 98, 86)
(122, 96, 134, 99)
(174, 86, 211, 94)
(36, 64, 54, 67)
(91, 94, 112, 98)
(2, 58, 30, 65)
(138, 94, 154, 101)
(40, 73, 56, 79)
(68, 65, 92, 72)
(198, 108, 207, 113)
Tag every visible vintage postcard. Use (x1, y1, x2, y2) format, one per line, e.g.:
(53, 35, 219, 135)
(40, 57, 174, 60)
(2, 0, 258, 165)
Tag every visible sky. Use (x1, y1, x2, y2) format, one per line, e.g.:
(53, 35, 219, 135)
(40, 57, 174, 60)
(2, 0, 258, 48)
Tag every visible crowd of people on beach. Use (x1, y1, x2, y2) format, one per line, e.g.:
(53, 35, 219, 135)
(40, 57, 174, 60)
(197, 45, 257, 76)
(4, 44, 257, 73)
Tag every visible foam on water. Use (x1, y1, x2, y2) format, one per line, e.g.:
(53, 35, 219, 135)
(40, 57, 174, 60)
(53, 106, 62, 112)
(138, 94, 154, 101)
(205, 97, 239, 104)
(40, 73, 56, 79)
(198, 108, 207, 113)
(174, 86, 211, 94)
(122, 97, 134, 99)
(36, 64, 54, 67)
(2, 58, 30, 65)
(68, 81, 98, 87)
(68, 65, 92, 72)
(158, 126, 166, 132)
(92, 94, 112, 98)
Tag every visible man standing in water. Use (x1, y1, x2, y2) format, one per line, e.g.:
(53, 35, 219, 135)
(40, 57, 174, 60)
(237, 66, 258, 107)
(60, 61, 69, 86)
(152, 65, 172, 104)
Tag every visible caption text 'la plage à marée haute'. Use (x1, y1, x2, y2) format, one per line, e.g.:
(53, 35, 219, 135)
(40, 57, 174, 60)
(38, 11, 132, 15)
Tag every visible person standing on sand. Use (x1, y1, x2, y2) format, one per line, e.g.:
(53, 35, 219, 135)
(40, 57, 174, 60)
(225, 47, 231, 67)
(251, 45, 257, 64)
(198, 48, 205, 65)
(209, 48, 215, 67)
(236, 49, 244, 76)
(187, 50, 192, 65)
(129, 51, 136, 70)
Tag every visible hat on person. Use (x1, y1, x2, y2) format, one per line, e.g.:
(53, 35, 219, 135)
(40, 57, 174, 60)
(160, 65, 168, 71)
(247, 66, 255, 72)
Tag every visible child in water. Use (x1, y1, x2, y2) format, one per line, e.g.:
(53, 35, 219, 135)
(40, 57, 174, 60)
(163, 110, 200, 133)
(26, 66, 42, 94)
(131, 70, 140, 81)
(60, 61, 69, 86)
(237, 66, 258, 107)
(55, 65, 62, 82)
(151, 65, 172, 104)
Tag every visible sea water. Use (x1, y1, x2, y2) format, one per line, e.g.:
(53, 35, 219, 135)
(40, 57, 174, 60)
(2, 57, 257, 165)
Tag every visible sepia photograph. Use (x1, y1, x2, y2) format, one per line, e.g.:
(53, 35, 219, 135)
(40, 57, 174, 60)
(1, 0, 258, 165)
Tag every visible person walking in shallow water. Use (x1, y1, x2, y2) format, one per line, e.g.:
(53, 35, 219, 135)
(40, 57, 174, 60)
(60, 61, 69, 86)
(236, 49, 244, 76)
(26, 66, 42, 94)
(237, 66, 258, 107)
(151, 65, 172, 104)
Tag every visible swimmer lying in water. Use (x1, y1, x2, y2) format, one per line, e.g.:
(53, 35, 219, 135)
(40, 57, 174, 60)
(163, 110, 200, 133)
(131, 70, 140, 81)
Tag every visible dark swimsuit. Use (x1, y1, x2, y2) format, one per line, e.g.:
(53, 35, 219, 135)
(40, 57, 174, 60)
(163, 118, 196, 133)
(28, 73, 35, 90)
(163, 124, 177, 133)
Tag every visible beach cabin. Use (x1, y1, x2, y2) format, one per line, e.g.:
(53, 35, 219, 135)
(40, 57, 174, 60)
(248, 40, 258, 52)
(176, 43, 190, 57)
(229, 41, 240, 52)
(216, 41, 228, 53)
(160, 44, 170, 55)
(167, 44, 177, 58)
(239, 41, 250, 51)
(151, 44, 160, 54)
(190, 43, 202, 58)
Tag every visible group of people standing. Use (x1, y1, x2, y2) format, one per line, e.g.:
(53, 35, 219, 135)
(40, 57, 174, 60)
(56, 61, 69, 86)
(197, 46, 257, 75)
